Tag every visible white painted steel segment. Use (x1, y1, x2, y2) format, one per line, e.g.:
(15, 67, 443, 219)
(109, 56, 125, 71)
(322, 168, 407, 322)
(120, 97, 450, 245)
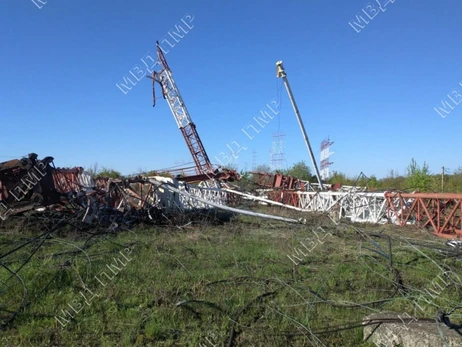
(158, 69, 193, 129)
(149, 179, 304, 224)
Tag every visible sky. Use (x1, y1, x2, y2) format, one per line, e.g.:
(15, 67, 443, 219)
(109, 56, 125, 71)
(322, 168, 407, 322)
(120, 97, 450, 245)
(1, 0, 462, 179)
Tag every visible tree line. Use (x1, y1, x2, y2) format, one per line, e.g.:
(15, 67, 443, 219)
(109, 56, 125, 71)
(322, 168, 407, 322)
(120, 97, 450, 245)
(86, 158, 462, 193)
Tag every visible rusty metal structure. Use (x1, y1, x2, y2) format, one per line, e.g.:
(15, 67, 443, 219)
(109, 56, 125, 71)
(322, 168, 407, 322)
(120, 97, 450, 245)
(385, 192, 462, 239)
(1, 154, 59, 217)
(0, 154, 147, 221)
(251, 172, 308, 190)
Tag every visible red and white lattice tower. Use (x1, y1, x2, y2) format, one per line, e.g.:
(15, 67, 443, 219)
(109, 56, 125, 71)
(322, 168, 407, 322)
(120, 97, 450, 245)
(270, 132, 286, 171)
(320, 137, 334, 180)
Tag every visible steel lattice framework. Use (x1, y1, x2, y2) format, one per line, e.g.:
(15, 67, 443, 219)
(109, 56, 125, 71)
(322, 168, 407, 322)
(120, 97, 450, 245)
(266, 190, 388, 224)
(148, 41, 213, 175)
(258, 189, 462, 239)
(385, 192, 462, 239)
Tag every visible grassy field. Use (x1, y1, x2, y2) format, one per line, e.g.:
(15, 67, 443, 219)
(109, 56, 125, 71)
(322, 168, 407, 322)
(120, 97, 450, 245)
(1, 206, 461, 346)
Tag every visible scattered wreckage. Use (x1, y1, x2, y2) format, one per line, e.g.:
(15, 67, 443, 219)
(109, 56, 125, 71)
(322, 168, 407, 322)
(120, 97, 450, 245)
(0, 154, 300, 226)
(1, 154, 462, 239)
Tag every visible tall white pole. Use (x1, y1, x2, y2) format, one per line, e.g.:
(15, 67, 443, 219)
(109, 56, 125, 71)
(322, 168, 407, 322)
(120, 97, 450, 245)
(276, 61, 324, 190)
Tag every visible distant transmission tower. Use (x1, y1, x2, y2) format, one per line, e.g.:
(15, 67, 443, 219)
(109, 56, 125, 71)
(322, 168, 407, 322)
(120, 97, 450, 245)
(320, 137, 334, 180)
(270, 132, 286, 171)
(252, 150, 257, 171)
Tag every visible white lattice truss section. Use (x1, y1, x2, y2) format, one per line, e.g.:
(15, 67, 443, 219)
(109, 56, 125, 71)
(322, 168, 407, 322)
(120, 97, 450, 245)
(179, 185, 228, 209)
(144, 177, 416, 226)
(266, 190, 387, 224)
(147, 177, 228, 210)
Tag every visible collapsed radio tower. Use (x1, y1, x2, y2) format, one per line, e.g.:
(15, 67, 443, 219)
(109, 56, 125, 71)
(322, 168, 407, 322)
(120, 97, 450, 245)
(270, 132, 286, 171)
(147, 41, 213, 176)
(320, 137, 334, 180)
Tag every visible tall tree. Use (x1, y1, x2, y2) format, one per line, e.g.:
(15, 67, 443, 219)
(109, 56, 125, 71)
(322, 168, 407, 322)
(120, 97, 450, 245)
(286, 161, 312, 181)
(406, 158, 431, 191)
(328, 171, 354, 185)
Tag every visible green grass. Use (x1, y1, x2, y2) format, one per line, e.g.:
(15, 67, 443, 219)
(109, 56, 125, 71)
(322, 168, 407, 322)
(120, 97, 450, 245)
(1, 209, 461, 346)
